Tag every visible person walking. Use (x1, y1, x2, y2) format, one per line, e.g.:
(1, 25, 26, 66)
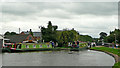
(77, 40, 79, 48)
(88, 42, 90, 48)
(91, 42, 93, 48)
(93, 42, 96, 47)
(51, 41, 54, 48)
(56, 42, 58, 47)
(68, 42, 71, 47)
(112, 42, 114, 49)
(116, 43, 119, 48)
(72, 41, 75, 48)
(70, 42, 72, 48)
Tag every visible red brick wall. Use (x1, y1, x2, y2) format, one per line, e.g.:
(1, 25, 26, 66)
(26, 35, 34, 40)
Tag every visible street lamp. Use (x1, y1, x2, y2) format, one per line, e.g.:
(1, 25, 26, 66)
(52, 27, 54, 31)
(102, 39, 104, 46)
(39, 26, 42, 42)
(114, 34, 116, 46)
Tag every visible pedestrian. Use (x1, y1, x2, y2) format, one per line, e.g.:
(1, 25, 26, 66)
(77, 40, 79, 48)
(112, 42, 114, 49)
(40, 45, 42, 48)
(91, 42, 93, 47)
(89, 42, 92, 48)
(55, 42, 58, 47)
(72, 41, 75, 48)
(93, 42, 96, 47)
(102, 42, 104, 46)
(52, 41, 55, 48)
(33, 44, 36, 48)
(47, 43, 49, 48)
(88, 42, 90, 48)
(116, 43, 119, 48)
(70, 42, 72, 48)
(50, 41, 52, 47)
(68, 42, 71, 47)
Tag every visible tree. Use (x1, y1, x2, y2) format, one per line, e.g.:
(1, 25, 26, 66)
(99, 32, 107, 40)
(29, 29, 33, 36)
(4, 31, 17, 35)
(47, 21, 52, 28)
(41, 21, 93, 46)
(105, 29, 120, 43)
(11, 32, 17, 35)
(79, 35, 93, 42)
(41, 21, 58, 42)
(4, 31, 11, 35)
(56, 29, 91, 47)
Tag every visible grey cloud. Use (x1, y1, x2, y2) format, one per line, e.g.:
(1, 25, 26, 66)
(1, 0, 119, 2)
(1, 2, 118, 38)
(1, 2, 118, 23)
(2, 3, 38, 16)
(61, 2, 118, 15)
(2, 2, 118, 17)
(75, 24, 108, 30)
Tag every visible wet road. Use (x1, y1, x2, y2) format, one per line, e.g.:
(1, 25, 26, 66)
(2, 50, 115, 66)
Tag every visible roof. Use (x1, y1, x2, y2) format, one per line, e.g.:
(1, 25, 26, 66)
(21, 31, 41, 37)
(0, 35, 4, 39)
(22, 31, 29, 34)
(33, 32, 41, 37)
(5, 34, 30, 43)
(0, 36, 3, 39)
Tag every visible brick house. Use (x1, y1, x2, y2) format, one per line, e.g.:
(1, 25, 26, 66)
(5, 34, 35, 43)
(21, 31, 42, 42)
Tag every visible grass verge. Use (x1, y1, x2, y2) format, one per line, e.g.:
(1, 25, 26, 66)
(113, 62, 120, 68)
(90, 47, 120, 56)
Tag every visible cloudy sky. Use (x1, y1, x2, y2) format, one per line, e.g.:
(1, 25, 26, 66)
(0, 2, 118, 38)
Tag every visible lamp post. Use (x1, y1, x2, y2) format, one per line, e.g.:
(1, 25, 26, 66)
(52, 27, 54, 31)
(114, 34, 116, 46)
(39, 26, 42, 42)
(102, 39, 104, 46)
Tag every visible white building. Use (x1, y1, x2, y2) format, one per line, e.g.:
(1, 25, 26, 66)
(0, 35, 4, 48)
(0, 35, 10, 48)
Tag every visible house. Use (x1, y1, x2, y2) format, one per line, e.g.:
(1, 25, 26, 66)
(5, 34, 35, 43)
(33, 32, 42, 41)
(21, 29, 42, 42)
(21, 31, 29, 35)
(0, 35, 10, 48)
(0, 35, 4, 48)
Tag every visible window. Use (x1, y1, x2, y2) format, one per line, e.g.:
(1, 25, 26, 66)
(48, 45, 49, 48)
(17, 45, 20, 49)
(40, 45, 42, 48)
(26, 45, 29, 48)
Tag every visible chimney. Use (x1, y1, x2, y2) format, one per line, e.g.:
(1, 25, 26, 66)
(19, 28, 20, 34)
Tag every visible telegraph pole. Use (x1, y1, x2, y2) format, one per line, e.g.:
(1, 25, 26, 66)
(39, 26, 42, 42)
(114, 34, 116, 45)
(19, 28, 20, 34)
